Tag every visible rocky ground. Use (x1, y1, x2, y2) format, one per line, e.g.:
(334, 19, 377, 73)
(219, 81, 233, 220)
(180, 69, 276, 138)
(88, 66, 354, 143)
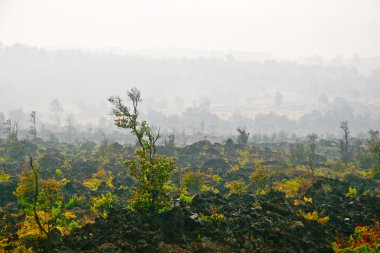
(56, 178, 380, 253)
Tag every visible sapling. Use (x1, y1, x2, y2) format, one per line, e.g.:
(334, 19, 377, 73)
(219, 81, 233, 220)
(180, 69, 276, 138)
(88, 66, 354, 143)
(108, 88, 175, 213)
(14, 157, 79, 251)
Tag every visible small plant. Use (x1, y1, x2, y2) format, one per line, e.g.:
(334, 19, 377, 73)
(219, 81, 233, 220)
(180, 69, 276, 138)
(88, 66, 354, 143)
(0, 224, 11, 252)
(293, 199, 301, 206)
(346, 187, 358, 198)
(14, 158, 81, 251)
(303, 196, 313, 203)
(273, 177, 309, 198)
(0, 169, 10, 182)
(317, 215, 330, 224)
(356, 170, 372, 178)
(55, 169, 62, 176)
(200, 184, 219, 194)
(179, 187, 194, 204)
(333, 223, 380, 252)
(297, 210, 319, 222)
(225, 179, 248, 196)
(83, 177, 102, 192)
(83, 166, 115, 192)
(237, 149, 250, 167)
(255, 185, 270, 196)
(249, 164, 271, 188)
(90, 192, 117, 219)
(64, 194, 86, 209)
(200, 206, 225, 224)
(182, 171, 204, 194)
(229, 164, 240, 172)
(297, 210, 329, 225)
(210, 174, 222, 183)
(293, 196, 312, 206)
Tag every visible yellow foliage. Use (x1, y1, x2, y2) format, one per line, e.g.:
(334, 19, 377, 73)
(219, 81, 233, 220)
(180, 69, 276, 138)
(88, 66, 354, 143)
(0, 233, 11, 251)
(83, 178, 102, 191)
(63, 160, 70, 169)
(297, 210, 330, 224)
(297, 210, 319, 222)
(95, 167, 106, 178)
(17, 211, 52, 240)
(317, 215, 330, 224)
(200, 206, 225, 224)
(362, 190, 370, 196)
(293, 196, 313, 206)
(255, 185, 270, 196)
(303, 196, 313, 203)
(346, 187, 357, 198)
(179, 187, 194, 204)
(230, 164, 240, 172)
(63, 211, 77, 220)
(11, 213, 19, 218)
(105, 171, 115, 190)
(211, 174, 222, 183)
(249, 164, 270, 185)
(90, 192, 117, 219)
(118, 185, 127, 190)
(237, 149, 250, 167)
(0, 169, 10, 182)
(225, 179, 248, 195)
(273, 177, 306, 198)
(200, 184, 219, 194)
(83, 167, 115, 191)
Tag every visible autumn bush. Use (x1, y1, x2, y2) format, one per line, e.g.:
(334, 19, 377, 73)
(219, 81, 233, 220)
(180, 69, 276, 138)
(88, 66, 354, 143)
(333, 223, 380, 252)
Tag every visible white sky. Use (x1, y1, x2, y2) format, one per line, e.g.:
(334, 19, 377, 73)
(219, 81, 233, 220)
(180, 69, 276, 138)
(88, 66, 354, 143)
(0, 0, 379, 58)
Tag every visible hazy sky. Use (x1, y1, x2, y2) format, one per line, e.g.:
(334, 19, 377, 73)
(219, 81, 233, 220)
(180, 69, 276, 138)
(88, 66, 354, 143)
(1, 0, 379, 59)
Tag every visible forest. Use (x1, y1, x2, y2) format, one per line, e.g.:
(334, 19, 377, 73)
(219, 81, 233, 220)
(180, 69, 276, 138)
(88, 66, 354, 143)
(0, 88, 379, 252)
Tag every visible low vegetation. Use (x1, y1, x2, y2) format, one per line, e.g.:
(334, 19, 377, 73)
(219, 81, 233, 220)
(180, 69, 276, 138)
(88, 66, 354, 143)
(0, 89, 379, 252)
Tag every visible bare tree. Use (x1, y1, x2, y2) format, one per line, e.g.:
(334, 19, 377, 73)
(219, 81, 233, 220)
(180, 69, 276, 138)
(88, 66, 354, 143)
(274, 91, 283, 106)
(339, 121, 350, 167)
(367, 129, 380, 179)
(50, 99, 63, 127)
(65, 114, 76, 142)
(236, 127, 250, 147)
(289, 141, 305, 170)
(3, 119, 18, 142)
(0, 112, 4, 138)
(306, 133, 318, 175)
(29, 111, 37, 140)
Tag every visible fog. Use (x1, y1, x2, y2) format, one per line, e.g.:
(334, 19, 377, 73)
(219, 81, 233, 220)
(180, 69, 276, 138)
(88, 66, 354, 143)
(1, 0, 380, 58)
(0, 1, 379, 142)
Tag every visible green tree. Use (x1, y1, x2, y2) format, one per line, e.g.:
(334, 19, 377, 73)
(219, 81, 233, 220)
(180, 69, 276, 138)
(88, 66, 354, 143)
(108, 88, 175, 212)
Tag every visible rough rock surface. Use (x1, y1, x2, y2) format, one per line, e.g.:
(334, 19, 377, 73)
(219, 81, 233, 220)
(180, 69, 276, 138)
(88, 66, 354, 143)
(58, 178, 380, 253)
